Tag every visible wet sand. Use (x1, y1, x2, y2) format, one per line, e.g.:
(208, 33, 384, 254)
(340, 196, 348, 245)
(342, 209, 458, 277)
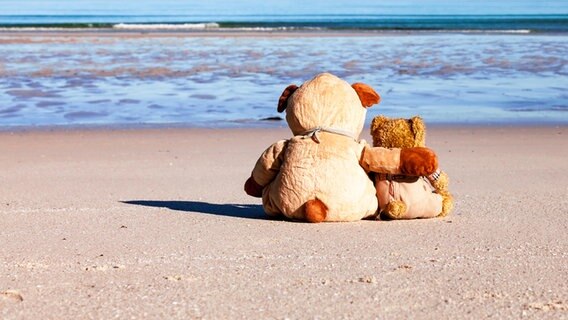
(1, 126, 567, 319)
(2, 31, 568, 127)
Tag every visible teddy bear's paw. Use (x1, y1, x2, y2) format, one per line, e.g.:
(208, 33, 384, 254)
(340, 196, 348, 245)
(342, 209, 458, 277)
(382, 200, 407, 220)
(400, 147, 438, 176)
(244, 176, 264, 198)
(431, 171, 450, 193)
(437, 192, 454, 217)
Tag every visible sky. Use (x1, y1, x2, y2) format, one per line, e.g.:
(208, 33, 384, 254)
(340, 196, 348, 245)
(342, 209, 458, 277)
(0, 0, 567, 16)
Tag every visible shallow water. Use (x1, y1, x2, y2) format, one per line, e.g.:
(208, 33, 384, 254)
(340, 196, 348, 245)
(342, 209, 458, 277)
(0, 32, 567, 128)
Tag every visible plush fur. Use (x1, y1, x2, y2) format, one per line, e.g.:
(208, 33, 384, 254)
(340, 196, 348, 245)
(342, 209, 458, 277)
(370, 115, 453, 219)
(244, 73, 439, 222)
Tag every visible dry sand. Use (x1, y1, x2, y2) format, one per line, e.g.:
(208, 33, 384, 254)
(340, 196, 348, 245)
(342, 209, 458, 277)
(1, 126, 567, 319)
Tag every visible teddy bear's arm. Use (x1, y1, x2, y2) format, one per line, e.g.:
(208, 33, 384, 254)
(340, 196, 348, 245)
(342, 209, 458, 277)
(244, 140, 288, 197)
(359, 145, 401, 174)
(360, 145, 438, 176)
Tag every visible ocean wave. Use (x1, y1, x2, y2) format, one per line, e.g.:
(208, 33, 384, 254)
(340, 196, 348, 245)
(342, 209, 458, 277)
(112, 23, 220, 30)
(0, 26, 532, 34)
(112, 23, 324, 31)
(222, 26, 324, 31)
(0, 14, 567, 33)
(456, 29, 532, 34)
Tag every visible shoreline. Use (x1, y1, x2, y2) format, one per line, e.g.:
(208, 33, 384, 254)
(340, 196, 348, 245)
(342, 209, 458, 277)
(0, 121, 566, 134)
(2, 30, 566, 127)
(1, 29, 565, 38)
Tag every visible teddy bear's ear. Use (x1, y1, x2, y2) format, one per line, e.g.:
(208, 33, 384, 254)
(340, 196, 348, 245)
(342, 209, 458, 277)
(370, 115, 389, 147)
(352, 83, 381, 108)
(410, 116, 426, 147)
(277, 84, 299, 113)
(370, 115, 388, 136)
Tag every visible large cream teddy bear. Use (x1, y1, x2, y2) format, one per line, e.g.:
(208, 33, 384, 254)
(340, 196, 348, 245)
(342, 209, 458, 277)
(244, 73, 438, 222)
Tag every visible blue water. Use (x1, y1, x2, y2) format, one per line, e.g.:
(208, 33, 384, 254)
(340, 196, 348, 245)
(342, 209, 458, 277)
(2, 0, 567, 16)
(1, 14, 568, 33)
(1, 0, 568, 32)
(1, 1, 567, 128)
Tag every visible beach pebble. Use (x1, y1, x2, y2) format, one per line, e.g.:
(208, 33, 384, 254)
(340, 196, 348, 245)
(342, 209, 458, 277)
(396, 264, 413, 271)
(163, 275, 183, 281)
(85, 264, 125, 271)
(358, 275, 376, 283)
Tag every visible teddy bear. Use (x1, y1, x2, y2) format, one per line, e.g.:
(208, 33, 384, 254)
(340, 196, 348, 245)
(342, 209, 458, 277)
(244, 73, 439, 222)
(370, 115, 453, 219)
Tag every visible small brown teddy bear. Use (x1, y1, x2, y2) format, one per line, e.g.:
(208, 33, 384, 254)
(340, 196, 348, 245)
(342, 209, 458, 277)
(370, 115, 453, 219)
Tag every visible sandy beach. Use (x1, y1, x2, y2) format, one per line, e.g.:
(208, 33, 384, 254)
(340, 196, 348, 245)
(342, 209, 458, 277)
(0, 126, 566, 319)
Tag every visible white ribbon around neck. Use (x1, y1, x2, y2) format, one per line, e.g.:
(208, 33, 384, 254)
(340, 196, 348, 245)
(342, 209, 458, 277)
(299, 126, 357, 143)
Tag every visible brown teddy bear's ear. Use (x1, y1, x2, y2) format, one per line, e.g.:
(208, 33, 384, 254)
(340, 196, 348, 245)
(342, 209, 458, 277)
(410, 116, 426, 147)
(370, 115, 389, 147)
(370, 115, 388, 136)
(352, 83, 381, 108)
(277, 84, 298, 113)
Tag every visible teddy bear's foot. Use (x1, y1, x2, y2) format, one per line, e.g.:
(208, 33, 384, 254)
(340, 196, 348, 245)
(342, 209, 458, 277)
(437, 191, 454, 217)
(381, 200, 407, 220)
(304, 198, 328, 223)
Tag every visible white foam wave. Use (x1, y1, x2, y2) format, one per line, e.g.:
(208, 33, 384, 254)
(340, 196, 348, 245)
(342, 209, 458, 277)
(236, 27, 324, 31)
(113, 23, 220, 30)
(0, 26, 532, 34)
(113, 24, 323, 31)
(382, 29, 533, 34)
(462, 29, 532, 34)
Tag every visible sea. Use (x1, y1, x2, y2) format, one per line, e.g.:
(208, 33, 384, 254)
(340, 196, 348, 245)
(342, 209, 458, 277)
(1, 0, 567, 128)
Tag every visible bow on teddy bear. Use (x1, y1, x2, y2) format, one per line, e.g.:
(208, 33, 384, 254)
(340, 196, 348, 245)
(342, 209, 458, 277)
(244, 73, 439, 222)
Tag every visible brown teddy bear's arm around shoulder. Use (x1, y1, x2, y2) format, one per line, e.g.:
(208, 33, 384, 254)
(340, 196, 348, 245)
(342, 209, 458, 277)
(360, 145, 438, 176)
(244, 140, 288, 197)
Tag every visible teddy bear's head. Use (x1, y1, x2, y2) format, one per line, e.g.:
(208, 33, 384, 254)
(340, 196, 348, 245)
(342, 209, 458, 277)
(370, 115, 426, 148)
(277, 73, 380, 137)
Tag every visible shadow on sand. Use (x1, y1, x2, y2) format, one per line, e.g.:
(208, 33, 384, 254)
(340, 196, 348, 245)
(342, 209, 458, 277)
(121, 200, 267, 220)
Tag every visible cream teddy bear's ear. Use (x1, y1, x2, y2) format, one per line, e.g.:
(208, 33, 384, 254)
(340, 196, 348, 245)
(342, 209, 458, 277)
(277, 84, 298, 113)
(410, 116, 426, 147)
(352, 83, 381, 108)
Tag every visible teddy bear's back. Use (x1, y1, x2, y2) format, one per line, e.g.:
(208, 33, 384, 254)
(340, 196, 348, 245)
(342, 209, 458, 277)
(267, 133, 378, 221)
